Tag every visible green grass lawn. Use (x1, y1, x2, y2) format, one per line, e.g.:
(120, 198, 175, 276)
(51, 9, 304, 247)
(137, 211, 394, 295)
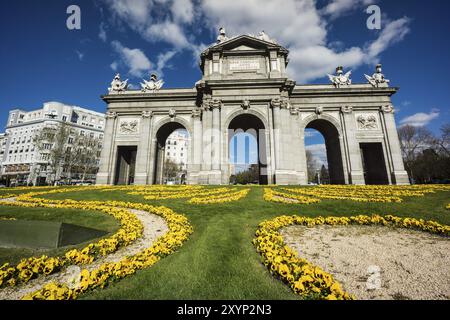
(18, 186, 447, 300)
(0, 205, 119, 265)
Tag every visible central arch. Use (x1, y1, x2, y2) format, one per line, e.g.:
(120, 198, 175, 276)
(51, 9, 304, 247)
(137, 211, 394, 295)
(305, 118, 346, 184)
(153, 121, 190, 185)
(227, 113, 268, 185)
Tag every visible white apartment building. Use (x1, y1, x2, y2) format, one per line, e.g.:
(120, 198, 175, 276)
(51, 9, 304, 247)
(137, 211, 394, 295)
(0, 102, 105, 186)
(165, 130, 189, 171)
(0, 133, 6, 177)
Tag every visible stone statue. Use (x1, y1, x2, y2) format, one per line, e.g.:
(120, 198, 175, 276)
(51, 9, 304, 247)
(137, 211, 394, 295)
(141, 73, 164, 92)
(108, 74, 129, 94)
(217, 27, 229, 44)
(365, 64, 390, 87)
(328, 66, 352, 88)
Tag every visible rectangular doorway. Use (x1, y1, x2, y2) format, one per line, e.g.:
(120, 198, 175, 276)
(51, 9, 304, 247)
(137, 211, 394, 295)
(114, 146, 137, 185)
(360, 143, 389, 185)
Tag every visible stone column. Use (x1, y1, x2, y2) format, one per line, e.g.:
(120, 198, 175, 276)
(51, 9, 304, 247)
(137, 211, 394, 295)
(209, 99, 222, 184)
(211, 99, 221, 171)
(158, 146, 165, 184)
(187, 108, 202, 184)
(96, 111, 117, 185)
(271, 98, 282, 171)
(134, 111, 152, 185)
(380, 105, 410, 185)
(341, 106, 365, 185)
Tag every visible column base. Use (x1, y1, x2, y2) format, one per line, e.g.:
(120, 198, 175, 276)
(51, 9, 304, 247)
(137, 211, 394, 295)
(96, 172, 111, 185)
(134, 173, 148, 185)
(391, 171, 410, 185)
(349, 171, 366, 185)
(275, 170, 302, 185)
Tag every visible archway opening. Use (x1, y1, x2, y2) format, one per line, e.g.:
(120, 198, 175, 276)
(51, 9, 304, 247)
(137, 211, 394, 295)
(228, 114, 268, 185)
(305, 119, 345, 184)
(154, 122, 190, 185)
(114, 146, 137, 185)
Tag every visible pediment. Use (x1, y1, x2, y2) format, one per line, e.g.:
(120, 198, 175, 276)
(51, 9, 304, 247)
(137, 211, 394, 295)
(231, 45, 257, 51)
(207, 35, 288, 53)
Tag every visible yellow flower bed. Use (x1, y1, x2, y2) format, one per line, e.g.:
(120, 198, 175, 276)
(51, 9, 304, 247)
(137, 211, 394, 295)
(0, 194, 15, 199)
(0, 188, 144, 288)
(100, 185, 251, 204)
(22, 202, 193, 300)
(261, 184, 450, 204)
(188, 189, 250, 204)
(264, 188, 320, 205)
(0, 187, 193, 299)
(0, 216, 16, 221)
(253, 214, 449, 300)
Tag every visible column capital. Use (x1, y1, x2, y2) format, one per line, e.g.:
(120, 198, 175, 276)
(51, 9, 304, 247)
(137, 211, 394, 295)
(270, 97, 282, 109)
(381, 105, 394, 113)
(105, 111, 117, 119)
(191, 108, 202, 118)
(142, 110, 153, 119)
(210, 98, 222, 110)
(341, 105, 353, 114)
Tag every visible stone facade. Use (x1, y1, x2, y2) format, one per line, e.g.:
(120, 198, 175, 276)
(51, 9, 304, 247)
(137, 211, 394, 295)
(97, 33, 409, 186)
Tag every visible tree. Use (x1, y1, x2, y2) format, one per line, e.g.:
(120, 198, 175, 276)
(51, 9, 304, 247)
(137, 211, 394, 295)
(306, 150, 319, 183)
(320, 165, 330, 185)
(235, 164, 259, 184)
(34, 122, 71, 185)
(434, 124, 450, 156)
(398, 125, 435, 182)
(69, 133, 102, 182)
(163, 158, 181, 182)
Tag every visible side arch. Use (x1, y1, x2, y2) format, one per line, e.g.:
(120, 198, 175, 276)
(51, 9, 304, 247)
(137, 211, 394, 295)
(300, 113, 347, 184)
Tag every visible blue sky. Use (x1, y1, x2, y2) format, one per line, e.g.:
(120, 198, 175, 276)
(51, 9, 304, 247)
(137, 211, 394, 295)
(0, 0, 449, 167)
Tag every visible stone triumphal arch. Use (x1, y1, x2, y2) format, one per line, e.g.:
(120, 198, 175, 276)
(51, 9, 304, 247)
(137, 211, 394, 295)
(97, 30, 409, 186)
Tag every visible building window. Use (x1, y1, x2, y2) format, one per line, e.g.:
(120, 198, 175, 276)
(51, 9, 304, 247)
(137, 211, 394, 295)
(62, 116, 67, 122)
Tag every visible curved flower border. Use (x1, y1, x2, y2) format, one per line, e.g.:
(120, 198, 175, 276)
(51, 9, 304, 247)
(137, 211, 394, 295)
(253, 214, 450, 300)
(22, 202, 193, 300)
(0, 188, 144, 287)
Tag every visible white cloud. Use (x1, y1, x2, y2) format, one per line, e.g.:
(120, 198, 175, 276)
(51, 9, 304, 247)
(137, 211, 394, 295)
(400, 109, 440, 127)
(154, 50, 177, 76)
(306, 143, 328, 166)
(110, 61, 118, 71)
(321, 0, 376, 20)
(144, 20, 190, 49)
(171, 0, 194, 24)
(103, 0, 153, 29)
(99, 22, 107, 42)
(365, 17, 410, 61)
(75, 50, 84, 61)
(111, 41, 153, 77)
(100, 0, 410, 82)
(402, 101, 411, 107)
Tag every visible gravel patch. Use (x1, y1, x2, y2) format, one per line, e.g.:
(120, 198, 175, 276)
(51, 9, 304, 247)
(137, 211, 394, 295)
(281, 225, 450, 300)
(0, 198, 168, 300)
